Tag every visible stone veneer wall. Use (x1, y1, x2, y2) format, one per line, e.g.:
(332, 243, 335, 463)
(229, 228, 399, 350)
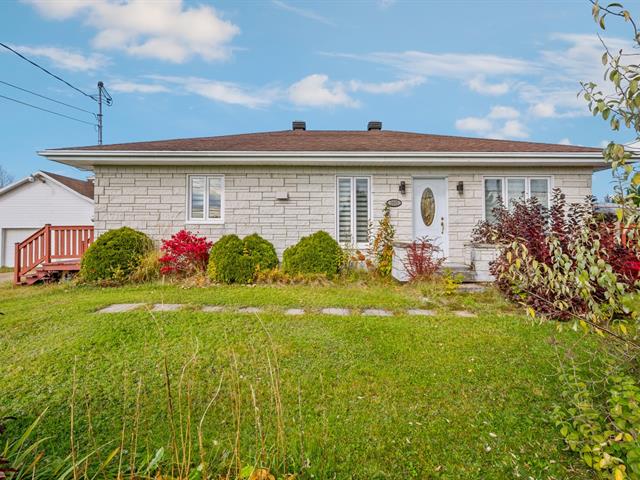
(93, 165, 593, 264)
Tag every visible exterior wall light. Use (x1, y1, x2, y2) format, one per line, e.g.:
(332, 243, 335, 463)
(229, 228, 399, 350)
(399, 181, 406, 195)
(457, 181, 464, 194)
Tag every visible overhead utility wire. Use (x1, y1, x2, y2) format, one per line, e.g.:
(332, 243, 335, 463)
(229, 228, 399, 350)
(0, 42, 97, 101)
(0, 79, 96, 116)
(0, 93, 97, 126)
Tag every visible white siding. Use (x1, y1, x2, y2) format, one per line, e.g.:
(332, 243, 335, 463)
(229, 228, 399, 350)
(0, 178, 93, 267)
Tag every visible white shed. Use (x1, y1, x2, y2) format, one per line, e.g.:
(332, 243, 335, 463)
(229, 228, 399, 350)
(0, 171, 94, 267)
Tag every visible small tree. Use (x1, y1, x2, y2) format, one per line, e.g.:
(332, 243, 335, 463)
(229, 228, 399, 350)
(583, 2, 640, 218)
(369, 205, 395, 278)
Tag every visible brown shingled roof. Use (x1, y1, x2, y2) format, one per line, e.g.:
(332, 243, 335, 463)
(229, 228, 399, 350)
(57, 130, 602, 153)
(43, 171, 94, 199)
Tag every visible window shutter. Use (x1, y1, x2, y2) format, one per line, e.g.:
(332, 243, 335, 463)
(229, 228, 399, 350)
(338, 178, 352, 243)
(355, 178, 369, 243)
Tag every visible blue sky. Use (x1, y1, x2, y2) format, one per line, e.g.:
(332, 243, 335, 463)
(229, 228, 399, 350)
(0, 0, 637, 199)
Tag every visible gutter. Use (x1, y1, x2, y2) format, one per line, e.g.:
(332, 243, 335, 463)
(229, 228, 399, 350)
(39, 149, 610, 170)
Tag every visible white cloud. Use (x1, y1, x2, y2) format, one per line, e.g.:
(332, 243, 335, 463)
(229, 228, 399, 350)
(558, 138, 572, 145)
(455, 116, 493, 134)
(467, 76, 510, 96)
(530, 102, 557, 118)
(326, 50, 535, 79)
(488, 105, 519, 119)
(116, 72, 423, 109)
(377, 0, 397, 8)
(499, 120, 528, 139)
(455, 108, 528, 140)
(5, 44, 107, 71)
(109, 81, 169, 94)
(289, 74, 358, 108)
(348, 76, 424, 94)
(151, 75, 274, 108)
(271, 0, 335, 26)
(24, 0, 240, 63)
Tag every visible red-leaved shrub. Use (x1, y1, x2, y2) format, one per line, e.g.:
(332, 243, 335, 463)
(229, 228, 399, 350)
(159, 230, 212, 275)
(402, 236, 445, 280)
(474, 188, 640, 320)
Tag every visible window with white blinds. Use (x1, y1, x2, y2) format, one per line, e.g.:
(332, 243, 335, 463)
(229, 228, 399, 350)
(187, 175, 224, 223)
(337, 177, 371, 244)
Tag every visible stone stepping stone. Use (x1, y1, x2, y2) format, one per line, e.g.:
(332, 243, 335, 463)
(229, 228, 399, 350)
(285, 308, 305, 316)
(458, 284, 487, 293)
(322, 308, 350, 316)
(362, 308, 392, 317)
(97, 303, 144, 314)
(454, 310, 477, 318)
(151, 304, 182, 312)
(407, 309, 435, 316)
(237, 307, 263, 314)
(202, 305, 224, 313)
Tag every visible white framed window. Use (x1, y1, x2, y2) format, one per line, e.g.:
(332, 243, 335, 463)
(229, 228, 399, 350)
(484, 176, 551, 222)
(336, 176, 371, 245)
(187, 175, 224, 223)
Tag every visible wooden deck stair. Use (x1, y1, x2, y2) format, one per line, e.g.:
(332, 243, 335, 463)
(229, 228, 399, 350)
(14, 224, 94, 285)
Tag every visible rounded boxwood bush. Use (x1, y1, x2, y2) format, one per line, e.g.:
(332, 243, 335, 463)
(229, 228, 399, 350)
(207, 234, 255, 284)
(80, 227, 154, 282)
(243, 233, 278, 272)
(282, 231, 343, 277)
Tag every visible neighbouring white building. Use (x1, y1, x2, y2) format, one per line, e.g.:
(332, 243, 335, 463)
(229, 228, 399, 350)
(0, 171, 94, 267)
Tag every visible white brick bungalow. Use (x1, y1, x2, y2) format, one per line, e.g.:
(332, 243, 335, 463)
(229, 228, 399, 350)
(39, 122, 607, 276)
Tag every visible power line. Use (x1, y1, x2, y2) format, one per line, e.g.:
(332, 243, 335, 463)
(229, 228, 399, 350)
(0, 79, 96, 117)
(0, 42, 97, 101)
(0, 93, 97, 126)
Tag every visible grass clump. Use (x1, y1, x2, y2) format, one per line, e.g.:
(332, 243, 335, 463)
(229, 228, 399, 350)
(80, 227, 153, 282)
(282, 231, 342, 277)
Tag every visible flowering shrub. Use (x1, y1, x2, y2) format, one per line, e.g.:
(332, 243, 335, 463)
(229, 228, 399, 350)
(402, 236, 445, 281)
(159, 230, 212, 276)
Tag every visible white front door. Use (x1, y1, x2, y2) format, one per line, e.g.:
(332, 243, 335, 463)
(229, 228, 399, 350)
(413, 178, 448, 256)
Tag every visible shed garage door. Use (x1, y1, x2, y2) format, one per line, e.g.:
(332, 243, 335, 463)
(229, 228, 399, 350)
(2, 228, 38, 267)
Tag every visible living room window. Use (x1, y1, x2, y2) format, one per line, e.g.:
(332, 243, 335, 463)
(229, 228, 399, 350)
(337, 176, 371, 245)
(187, 175, 224, 223)
(484, 177, 550, 222)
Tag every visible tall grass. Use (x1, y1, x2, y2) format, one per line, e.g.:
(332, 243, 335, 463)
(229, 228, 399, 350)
(1, 315, 308, 480)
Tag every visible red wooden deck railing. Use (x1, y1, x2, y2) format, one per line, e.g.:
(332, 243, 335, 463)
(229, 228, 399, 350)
(14, 224, 94, 284)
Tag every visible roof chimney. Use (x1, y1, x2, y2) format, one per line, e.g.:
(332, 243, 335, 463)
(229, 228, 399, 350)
(367, 121, 382, 131)
(292, 121, 306, 131)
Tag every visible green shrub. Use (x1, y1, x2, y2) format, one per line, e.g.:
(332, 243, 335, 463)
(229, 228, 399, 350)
(282, 231, 342, 277)
(80, 227, 153, 282)
(243, 233, 278, 272)
(207, 234, 254, 284)
(207, 234, 279, 284)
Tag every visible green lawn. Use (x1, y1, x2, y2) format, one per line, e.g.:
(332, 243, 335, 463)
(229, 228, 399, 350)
(0, 280, 592, 479)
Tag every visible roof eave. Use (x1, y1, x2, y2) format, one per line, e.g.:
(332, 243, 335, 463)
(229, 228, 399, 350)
(39, 149, 609, 170)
